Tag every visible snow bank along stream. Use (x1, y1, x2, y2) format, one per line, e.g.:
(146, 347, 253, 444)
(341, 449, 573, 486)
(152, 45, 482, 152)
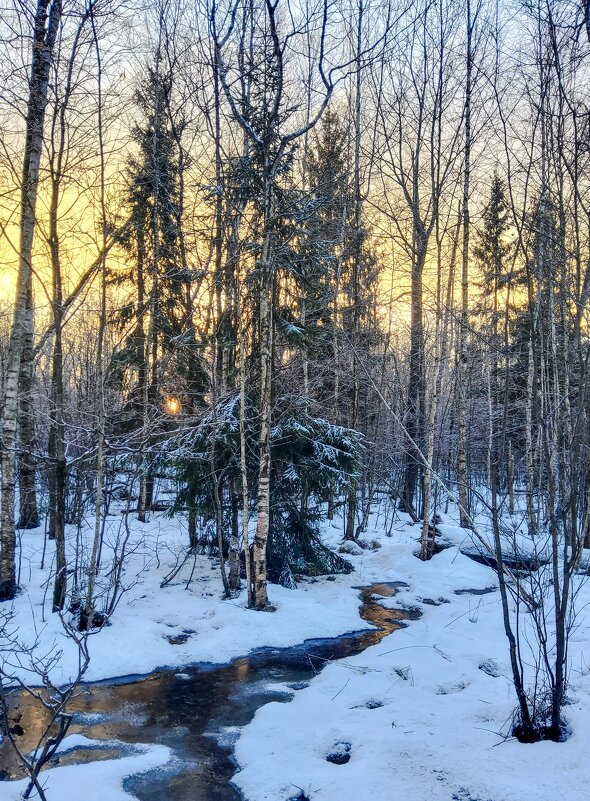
(0, 581, 420, 801)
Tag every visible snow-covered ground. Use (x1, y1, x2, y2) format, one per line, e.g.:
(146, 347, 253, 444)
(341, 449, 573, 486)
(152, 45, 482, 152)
(2, 505, 590, 801)
(234, 518, 590, 801)
(0, 735, 171, 801)
(2, 512, 377, 685)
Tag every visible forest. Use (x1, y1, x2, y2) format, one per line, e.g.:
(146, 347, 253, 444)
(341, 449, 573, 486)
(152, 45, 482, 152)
(0, 1, 589, 800)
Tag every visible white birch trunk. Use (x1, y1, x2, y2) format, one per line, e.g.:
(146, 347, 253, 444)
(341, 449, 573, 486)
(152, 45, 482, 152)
(0, 0, 62, 600)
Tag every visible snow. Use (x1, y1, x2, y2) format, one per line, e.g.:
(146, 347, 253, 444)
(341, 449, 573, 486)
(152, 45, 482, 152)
(2, 512, 371, 685)
(2, 505, 590, 801)
(231, 518, 590, 801)
(0, 738, 171, 801)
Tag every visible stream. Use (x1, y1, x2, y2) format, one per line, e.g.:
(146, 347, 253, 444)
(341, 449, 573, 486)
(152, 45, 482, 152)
(0, 581, 420, 800)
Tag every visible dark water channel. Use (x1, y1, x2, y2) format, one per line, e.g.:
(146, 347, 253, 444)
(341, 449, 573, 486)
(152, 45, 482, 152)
(1, 582, 419, 801)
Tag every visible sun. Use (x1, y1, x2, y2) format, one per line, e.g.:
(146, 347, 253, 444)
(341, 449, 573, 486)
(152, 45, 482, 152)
(164, 395, 181, 416)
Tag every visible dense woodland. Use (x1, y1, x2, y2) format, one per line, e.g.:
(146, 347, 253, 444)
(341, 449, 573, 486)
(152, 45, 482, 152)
(1, 0, 590, 782)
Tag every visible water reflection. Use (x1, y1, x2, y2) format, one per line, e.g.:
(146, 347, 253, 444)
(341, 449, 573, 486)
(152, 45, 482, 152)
(1, 582, 418, 800)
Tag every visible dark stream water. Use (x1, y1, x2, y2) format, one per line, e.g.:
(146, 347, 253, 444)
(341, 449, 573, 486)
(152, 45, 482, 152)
(1, 582, 419, 801)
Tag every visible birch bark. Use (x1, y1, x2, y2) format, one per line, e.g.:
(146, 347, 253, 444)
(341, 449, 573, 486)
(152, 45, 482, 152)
(0, 0, 63, 600)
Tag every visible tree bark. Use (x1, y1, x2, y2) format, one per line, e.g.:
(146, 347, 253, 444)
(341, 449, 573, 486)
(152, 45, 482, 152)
(344, 0, 364, 541)
(17, 280, 39, 530)
(253, 163, 274, 610)
(456, 0, 473, 529)
(0, 0, 63, 601)
(402, 233, 427, 517)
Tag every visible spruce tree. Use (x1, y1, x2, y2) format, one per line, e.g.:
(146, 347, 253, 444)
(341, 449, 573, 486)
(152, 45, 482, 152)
(474, 173, 513, 489)
(114, 61, 203, 516)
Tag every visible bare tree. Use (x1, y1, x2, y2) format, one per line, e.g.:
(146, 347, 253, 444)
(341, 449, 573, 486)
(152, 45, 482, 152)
(0, 0, 63, 601)
(374, 0, 463, 519)
(211, 0, 356, 608)
(0, 608, 90, 801)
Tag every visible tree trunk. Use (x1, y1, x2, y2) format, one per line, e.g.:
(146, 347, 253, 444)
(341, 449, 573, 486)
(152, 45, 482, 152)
(17, 281, 39, 530)
(0, 0, 63, 601)
(228, 474, 241, 592)
(420, 206, 456, 558)
(456, 0, 473, 529)
(138, 45, 163, 522)
(49, 214, 67, 612)
(344, 0, 364, 542)
(47, 82, 71, 608)
(402, 236, 427, 517)
(253, 164, 274, 610)
(238, 284, 253, 607)
(82, 8, 106, 629)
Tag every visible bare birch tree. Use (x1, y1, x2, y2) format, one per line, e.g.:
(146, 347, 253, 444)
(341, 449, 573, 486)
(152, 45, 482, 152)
(0, 0, 63, 601)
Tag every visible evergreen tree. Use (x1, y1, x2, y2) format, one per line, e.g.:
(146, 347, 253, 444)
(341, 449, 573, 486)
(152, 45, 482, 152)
(303, 109, 382, 536)
(474, 173, 513, 489)
(474, 173, 512, 344)
(112, 59, 205, 516)
(299, 109, 351, 403)
(167, 391, 361, 588)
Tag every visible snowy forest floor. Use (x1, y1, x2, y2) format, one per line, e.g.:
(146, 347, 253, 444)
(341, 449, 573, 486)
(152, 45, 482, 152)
(1, 505, 590, 801)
